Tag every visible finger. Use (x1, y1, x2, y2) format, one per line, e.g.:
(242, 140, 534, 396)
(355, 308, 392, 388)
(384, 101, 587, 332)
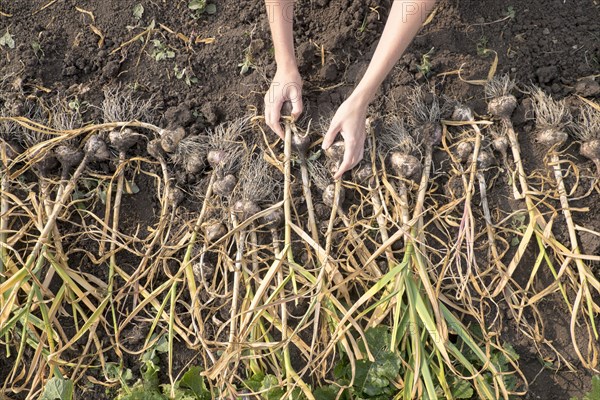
(322, 122, 340, 150)
(291, 95, 303, 121)
(333, 158, 353, 180)
(333, 142, 357, 180)
(267, 100, 285, 139)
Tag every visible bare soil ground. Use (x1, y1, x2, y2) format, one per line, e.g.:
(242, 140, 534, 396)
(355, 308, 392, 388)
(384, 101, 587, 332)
(1, 0, 599, 399)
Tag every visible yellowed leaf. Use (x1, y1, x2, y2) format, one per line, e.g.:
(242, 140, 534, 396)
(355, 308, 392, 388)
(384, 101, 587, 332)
(90, 25, 104, 48)
(75, 6, 96, 23)
(176, 33, 190, 43)
(195, 37, 215, 44)
(577, 95, 600, 112)
(422, 6, 438, 27)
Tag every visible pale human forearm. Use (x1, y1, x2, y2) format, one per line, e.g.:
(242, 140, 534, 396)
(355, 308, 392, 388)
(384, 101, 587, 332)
(352, 0, 436, 104)
(265, 0, 297, 70)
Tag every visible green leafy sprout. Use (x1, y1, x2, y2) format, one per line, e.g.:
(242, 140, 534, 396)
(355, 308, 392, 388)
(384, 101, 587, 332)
(188, 0, 216, 18)
(151, 40, 175, 62)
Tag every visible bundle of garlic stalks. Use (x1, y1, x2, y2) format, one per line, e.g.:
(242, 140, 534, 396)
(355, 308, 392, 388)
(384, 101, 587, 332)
(1, 80, 599, 400)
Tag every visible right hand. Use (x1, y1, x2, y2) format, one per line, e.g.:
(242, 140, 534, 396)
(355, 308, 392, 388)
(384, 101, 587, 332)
(264, 67, 303, 139)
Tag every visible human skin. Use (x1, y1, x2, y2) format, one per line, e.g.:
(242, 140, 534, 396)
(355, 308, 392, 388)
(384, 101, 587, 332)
(264, 0, 436, 179)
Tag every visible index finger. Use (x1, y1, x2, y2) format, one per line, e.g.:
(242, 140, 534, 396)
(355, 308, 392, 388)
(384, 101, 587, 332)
(265, 99, 285, 139)
(333, 140, 357, 180)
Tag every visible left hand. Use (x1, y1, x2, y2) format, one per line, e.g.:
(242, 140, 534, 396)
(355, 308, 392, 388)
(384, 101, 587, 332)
(322, 95, 368, 180)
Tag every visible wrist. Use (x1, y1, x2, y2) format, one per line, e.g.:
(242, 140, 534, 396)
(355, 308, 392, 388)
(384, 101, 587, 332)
(275, 57, 298, 74)
(348, 86, 374, 108)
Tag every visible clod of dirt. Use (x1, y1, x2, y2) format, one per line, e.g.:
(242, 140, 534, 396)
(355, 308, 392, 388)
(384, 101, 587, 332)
(445, 174, 464, 199)
(421, 121, 442, 146)
(85, 135, 111, 161)
(476, 151, 495, 169)
(200, 102, 219, 126)
(488, 95, 518, 119)
(55, 145, 84, 171)
(575, 77, 600, 97)
(185, 155, 205, 175)
(160, 127, 186, 153)
(314, 203, 330, 220)
(164, 103, 194, 128)
(233, 200, 261, 221)
(452, 105, 474, 122)
(352, 162, 375, 187)
(262, 208, 284, 229)
(147, 138, 166, 160)
(389, 152, 422, 182)
(580, 139, 600, 173)
(169, 187, 185, 206)
(34, 151, 59, 176)
(101, 60, 120, 80)
(324, 141, 345, 164)
(536, 65, 558, 84)
(2, 140, 24, 162)
(536, 128, 568, 147)
(109, 128, 139, 153)
(322, 183, 345, 208)
(193, 261, 215, 282)
(213, 174, 237, 197)
(205, 222, 227, 243)
(455, 141, 473, 163)
(491, 133, 509, 159)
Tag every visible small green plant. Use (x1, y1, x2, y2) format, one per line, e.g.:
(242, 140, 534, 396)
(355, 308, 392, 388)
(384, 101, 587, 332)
(188, 0, 216, 18)
(510, 211, 527, 247)
(40, 376, 74, 400)
(417, 47, 435, 77)
(244, 373, 305, 399)
(132, 4, 144, 21)
(68, 97, 82, 112)
(503, 6, 516, 20)
(174, 65, 199, 86)
(317, 324, 519, 400)
(31, 40, 44, 59)
(106, 362, 134, 390)
(115, 337, 212, 400)
(238, 45, 254, 75)
(151, 40, 175, 62)
(357, 15, 368, 35)
(476, 36, 490, 57)
(0, 30, 15, 49)
(571, 376, 600, 400)
(333, 326, 402, 399)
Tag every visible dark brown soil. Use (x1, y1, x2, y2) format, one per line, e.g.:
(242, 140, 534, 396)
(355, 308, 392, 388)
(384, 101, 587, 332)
(1, 0, 599, 399)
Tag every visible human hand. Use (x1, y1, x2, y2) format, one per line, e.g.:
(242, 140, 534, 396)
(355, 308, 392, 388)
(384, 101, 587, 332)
(322, 96, 368, 180)
(264, 67, 303, 139)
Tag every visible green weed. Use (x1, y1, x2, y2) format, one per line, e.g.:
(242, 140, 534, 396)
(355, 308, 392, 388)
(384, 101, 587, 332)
(570, 376, 600, 400)
(188, 0, 216, 18)
(174, 65, 199, 86)
(0, 30, 15, 49)
(115, 337, 211, 400)
(418, 47, 435, 77)
(151, 40, 175, 62)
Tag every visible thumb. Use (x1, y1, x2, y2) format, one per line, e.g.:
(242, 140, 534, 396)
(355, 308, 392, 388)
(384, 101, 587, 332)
(322, 121, 340, 150)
